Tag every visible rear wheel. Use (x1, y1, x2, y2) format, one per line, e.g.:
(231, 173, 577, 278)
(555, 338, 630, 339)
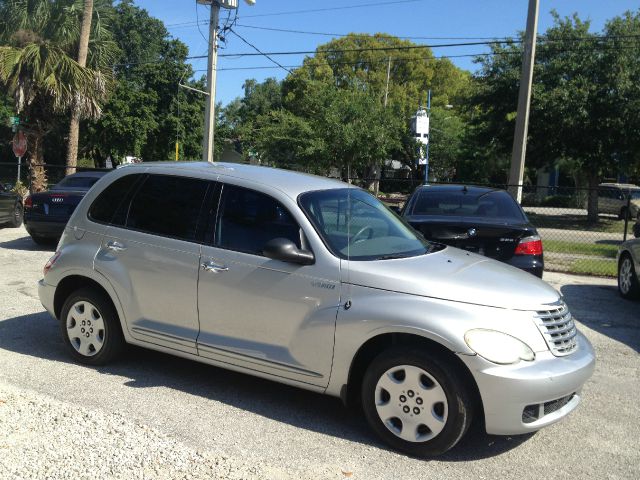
(59, 288, 125, 365)
(618, 254, 640, 300)
(361, 347, 474, 457)
(30, 234, 54, 246)
(9, 202, 23, 227)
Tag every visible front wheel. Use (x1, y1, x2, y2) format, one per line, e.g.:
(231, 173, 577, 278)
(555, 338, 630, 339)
(362, 347, 474, 457)
(618, 254, 640, 300)
(59, 288, 125, 365)
(10, 202, 23, 227)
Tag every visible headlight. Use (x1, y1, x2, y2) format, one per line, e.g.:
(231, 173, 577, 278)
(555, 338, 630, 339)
(464, 329, 535, 365)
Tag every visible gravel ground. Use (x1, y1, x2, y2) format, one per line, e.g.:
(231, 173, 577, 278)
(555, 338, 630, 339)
(0, 225, 638, 479)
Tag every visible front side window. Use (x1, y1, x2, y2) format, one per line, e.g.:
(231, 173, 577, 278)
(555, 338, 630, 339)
(126, 174, 209, 241)
(214, 184, 301, 255)
(299, 188, 432, 260)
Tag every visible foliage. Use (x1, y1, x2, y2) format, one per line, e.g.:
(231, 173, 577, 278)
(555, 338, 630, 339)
(0, 0, 117, 190)
(84, 0, 205, 164)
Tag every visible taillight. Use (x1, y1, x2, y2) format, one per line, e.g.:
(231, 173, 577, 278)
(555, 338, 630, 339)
(24, 195, 33, 209)
(514, 235, 543, 255)
(43, 251, 61, 276)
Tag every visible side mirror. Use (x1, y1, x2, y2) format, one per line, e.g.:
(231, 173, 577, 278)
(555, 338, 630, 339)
(263, 238, 315, 265)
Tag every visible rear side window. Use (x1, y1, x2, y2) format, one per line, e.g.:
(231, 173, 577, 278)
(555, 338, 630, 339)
(89, 174, 142, 225)
(214, 184, 301, 255)
(126, 174, 208, 241)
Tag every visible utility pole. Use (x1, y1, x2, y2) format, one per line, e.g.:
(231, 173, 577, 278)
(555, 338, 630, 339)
(201, 1, 220, 164)
(199, 1, 254, 163)
(508, 0, 539, 202)
(424, 89, 431, 183)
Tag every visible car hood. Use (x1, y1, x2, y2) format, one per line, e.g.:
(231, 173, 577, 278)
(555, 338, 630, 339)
(345, 246, 559, 310)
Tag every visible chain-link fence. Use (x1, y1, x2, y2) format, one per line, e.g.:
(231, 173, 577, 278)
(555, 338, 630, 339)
(1, 160, 637, 277)
(365, 176, 638, 278)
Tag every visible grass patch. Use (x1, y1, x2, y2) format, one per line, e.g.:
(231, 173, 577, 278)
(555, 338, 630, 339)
(527, 212, 634, 235)
(569, 258, 617, 277)
(544, 240, 618, 259)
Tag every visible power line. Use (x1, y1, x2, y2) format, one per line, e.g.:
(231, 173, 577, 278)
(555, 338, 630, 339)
(228, 28, 292, 74)
(165, 0, 423, 27)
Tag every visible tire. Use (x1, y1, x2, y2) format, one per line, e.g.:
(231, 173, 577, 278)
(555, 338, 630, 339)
(361, 347, 474, 457)
(59, 287, 125, 365)
(618, 253, 640, 300)
(30, 234, 54, 246)
(9, 202, 23, 228)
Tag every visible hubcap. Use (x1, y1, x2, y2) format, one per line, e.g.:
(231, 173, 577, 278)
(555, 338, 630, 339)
(374, 365, 448, 443)
(619, 258, 633, 294)
(66, 301, 105, 357)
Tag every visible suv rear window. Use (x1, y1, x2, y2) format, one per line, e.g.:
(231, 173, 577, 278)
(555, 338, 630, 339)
(126, 174, 209, 241)
(89, 174, 142, 225)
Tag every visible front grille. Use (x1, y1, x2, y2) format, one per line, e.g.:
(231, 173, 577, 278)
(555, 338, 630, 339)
(522, 393, 576, 424)
(534, 301, 578, 356)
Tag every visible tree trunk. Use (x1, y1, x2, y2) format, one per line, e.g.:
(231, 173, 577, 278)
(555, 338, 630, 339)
(65, 0, 94, 175)
(28, 132, 47, 193)
(586, 171, 599, 224)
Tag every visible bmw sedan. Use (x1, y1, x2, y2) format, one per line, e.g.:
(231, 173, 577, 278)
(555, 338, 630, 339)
(402, 184, 544, 277)
(24, 171, 108, 244)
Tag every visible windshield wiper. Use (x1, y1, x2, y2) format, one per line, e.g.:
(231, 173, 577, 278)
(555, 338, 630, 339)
(376, 253, 412, 260)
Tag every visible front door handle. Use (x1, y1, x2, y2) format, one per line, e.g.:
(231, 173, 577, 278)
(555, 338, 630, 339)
(201, 261, 229, 273)
(105, 241, 127, 252)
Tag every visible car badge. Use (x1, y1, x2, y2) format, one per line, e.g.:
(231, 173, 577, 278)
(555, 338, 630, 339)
(51, 197, 63, 203)
(467, 228, 477, 237)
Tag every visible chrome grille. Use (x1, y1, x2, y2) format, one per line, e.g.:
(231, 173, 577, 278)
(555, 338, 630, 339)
(534, 302, 577, 356)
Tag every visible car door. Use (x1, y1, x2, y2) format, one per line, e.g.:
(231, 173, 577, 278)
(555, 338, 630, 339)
(197, 182, 340, 387)
(94, 174, 210, 355)
(0, 184, 12, 222)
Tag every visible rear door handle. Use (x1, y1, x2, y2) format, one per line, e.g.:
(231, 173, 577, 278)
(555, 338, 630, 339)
(201, 261, 228, 273)
(105, 241, 127, 252)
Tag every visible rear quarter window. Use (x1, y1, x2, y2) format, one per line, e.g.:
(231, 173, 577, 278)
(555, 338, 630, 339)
(88, 174, 143, 225)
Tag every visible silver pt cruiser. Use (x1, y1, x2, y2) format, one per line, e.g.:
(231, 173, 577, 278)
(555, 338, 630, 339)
(38, 162, 595, 456)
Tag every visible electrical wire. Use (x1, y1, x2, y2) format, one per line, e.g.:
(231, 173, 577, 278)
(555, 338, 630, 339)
(228, 28, 293, 74)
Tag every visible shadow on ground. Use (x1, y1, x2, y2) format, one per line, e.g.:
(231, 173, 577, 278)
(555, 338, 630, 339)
(561, 284, 639, 353)
(0, 310, 530, 461)
(0, 235, 55, 252)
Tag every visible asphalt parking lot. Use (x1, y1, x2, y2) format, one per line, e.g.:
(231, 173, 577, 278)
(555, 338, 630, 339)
(0, 225, 638, 479)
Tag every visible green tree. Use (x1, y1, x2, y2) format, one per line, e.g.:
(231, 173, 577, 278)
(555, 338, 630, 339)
(84, 0, 205, 164)
(0, 0, 116, 190)
(472, 10, 640, 221)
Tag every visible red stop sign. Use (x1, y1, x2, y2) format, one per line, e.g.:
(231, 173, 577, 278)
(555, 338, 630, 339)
(12, 131, 27, 157)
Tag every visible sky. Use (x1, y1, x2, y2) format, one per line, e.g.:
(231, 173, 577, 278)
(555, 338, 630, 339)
(134, 0, 639, 106)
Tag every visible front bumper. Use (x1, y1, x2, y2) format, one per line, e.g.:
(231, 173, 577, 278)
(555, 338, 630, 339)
(38, 279, 56, 318)
(459, 330, 595, 435)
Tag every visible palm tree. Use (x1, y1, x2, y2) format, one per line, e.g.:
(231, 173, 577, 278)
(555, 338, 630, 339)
(0, 0, 116, 191)
(66, 0, 94, 175)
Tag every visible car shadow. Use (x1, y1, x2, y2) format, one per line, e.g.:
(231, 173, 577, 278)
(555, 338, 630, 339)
(0, 235, 55, 252)
(561, 284, 639, 353)
(0, 310, 532, 460)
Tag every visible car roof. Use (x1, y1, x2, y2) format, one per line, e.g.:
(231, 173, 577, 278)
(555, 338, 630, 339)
(414, 184, 505, 195)
(118, 161, 347, 198)
(63, 171, 109, 179)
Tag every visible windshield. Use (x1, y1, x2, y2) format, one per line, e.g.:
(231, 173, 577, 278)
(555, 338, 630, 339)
(411, 188, 525, 222)
(628, 189, 640, 200)
(53, 175, 101, 190)
(299, 188, 433, 261)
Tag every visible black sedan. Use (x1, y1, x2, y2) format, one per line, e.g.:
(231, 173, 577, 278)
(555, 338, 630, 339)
(0, 183, 23, 228)
(24, 171, 108, 244)
(401, 184, 544, 277)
